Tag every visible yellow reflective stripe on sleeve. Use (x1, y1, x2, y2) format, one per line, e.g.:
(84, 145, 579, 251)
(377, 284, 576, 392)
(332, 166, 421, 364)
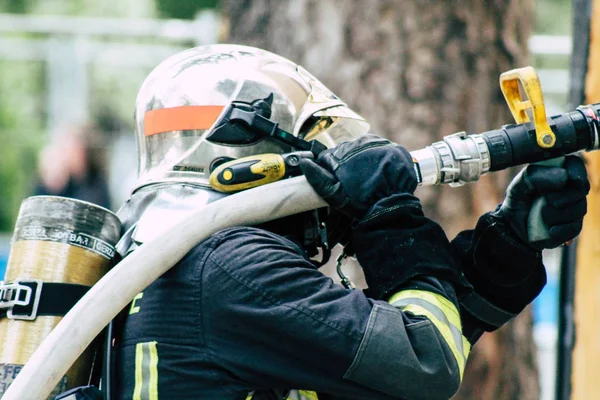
(390, 291, 469, 362)
(297, 390, 319, 400)
(133, 341, 159, 400)
(401, 303, 468, 378)
(389, 289, 461, 328)
(463, 336, 471, 361)
(388, 290, 470, 379)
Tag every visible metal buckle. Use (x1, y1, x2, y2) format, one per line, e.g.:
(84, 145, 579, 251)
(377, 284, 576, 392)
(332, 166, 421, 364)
(0, 281, 32, 308)
(0, 279, 43, 320)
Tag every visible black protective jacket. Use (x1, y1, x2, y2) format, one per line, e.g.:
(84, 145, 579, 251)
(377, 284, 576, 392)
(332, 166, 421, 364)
(116, 225, 465, 400)
(114, 187, 544, 400)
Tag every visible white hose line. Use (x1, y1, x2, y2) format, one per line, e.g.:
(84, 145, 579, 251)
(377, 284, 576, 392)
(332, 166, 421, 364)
(2, 177, 326, 400)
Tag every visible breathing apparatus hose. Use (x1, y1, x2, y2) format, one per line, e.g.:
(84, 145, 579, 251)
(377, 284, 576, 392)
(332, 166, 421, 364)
(4, 69, 600, 400)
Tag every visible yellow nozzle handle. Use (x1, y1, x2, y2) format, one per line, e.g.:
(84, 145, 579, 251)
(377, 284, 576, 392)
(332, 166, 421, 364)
(209, 154, 287, 193)
(500, 67, 563, 243)
(500, 66, 556, 148)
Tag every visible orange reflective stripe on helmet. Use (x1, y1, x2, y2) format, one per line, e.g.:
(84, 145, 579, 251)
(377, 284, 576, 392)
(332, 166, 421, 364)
(144, 105, 225, 136)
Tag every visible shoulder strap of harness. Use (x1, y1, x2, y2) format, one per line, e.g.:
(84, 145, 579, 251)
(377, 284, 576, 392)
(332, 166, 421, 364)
(0, 280, 90, 320)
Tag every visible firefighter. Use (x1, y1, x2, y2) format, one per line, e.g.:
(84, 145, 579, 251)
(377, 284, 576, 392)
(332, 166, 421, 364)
(112, 45, 588, 400)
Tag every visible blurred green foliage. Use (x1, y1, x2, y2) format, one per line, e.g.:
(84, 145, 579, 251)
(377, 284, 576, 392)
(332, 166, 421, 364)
(0, 61, 45, 231)
(157, 0, 218, 19)
(0, 0, 28, 13)
(535, 0, 572, 35)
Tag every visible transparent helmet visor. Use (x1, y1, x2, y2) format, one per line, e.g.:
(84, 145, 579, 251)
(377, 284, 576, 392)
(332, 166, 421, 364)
(302, 106, 371, 148)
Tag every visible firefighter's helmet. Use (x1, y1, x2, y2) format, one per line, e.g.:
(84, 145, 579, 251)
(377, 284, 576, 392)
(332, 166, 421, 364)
(133, 44, 370, 191)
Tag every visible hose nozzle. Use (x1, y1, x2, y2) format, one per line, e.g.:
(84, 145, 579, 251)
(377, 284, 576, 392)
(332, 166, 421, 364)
(411, 132, 490, 186)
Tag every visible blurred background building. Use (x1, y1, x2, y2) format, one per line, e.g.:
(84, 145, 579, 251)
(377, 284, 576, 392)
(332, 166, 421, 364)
(0, 0, 575, 399)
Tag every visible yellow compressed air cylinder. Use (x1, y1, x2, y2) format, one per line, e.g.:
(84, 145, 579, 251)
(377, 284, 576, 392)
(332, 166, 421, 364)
(0, 196, 121, 399)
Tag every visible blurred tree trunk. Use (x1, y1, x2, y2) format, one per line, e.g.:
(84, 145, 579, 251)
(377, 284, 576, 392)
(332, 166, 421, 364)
(222, 1, 538, 398)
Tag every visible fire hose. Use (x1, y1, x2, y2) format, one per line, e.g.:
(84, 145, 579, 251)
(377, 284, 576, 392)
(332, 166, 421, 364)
(2, 67, 600, 400)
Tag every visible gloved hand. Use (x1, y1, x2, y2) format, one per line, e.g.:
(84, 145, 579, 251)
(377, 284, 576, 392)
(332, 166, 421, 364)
(302, 134, 463, 300)
(299, 134, 418, 220)
(455, 155, 590, 341)
(492, 155, 589, 250)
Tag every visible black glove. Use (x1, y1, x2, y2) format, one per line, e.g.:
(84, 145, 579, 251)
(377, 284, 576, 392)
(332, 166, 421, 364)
(302, 134, 462, 300)
(455, 155, 589, 341)
(299, 134, 418, 220)
(492, 155, 589, 250)
(453, 214, 546, 340)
